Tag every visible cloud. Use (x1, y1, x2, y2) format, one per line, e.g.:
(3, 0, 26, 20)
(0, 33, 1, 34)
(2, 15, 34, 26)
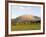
(16, 6, 32, 12)
(19, 7, 24, 9)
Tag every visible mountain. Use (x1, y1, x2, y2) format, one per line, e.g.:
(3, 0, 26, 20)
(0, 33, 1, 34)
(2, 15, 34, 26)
(11, 15, 41, 24)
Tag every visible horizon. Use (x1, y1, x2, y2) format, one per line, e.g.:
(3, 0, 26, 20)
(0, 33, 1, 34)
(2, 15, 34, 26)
(11, 14, 41, 19)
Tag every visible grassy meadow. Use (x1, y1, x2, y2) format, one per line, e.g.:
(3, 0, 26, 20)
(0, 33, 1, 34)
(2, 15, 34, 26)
(11, 22, 41, 31)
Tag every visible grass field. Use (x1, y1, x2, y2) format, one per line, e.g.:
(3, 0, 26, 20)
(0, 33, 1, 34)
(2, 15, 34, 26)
(11, 23, 41, 31)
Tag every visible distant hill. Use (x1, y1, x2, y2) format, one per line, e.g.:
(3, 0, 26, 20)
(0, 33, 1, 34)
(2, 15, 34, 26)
(11, 15, 41, 24)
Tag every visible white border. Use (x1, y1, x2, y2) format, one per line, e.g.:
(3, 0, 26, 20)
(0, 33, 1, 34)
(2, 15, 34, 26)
(8, 3, 43, 34)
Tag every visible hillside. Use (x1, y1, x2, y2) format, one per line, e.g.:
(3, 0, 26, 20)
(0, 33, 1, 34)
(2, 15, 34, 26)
(11, 15, 41, 24)
(11, 15, 41, 31)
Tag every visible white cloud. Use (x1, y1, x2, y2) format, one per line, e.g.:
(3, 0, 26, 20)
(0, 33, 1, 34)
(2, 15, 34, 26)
(19, 7, 24, 9)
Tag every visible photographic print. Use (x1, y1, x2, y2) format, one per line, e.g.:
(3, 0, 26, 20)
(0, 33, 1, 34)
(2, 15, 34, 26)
(11, 4, 41, 31)
(5, 1, 45, 36)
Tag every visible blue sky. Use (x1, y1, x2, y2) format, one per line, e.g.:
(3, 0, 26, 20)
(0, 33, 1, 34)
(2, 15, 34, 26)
(11, 5, 41, 19)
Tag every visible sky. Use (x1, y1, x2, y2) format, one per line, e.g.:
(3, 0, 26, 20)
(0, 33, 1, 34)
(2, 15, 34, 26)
(11, 5, 41, 19)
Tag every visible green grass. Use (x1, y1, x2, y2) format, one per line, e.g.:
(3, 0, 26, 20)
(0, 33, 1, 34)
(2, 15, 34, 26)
(11, 23, 41, 31)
